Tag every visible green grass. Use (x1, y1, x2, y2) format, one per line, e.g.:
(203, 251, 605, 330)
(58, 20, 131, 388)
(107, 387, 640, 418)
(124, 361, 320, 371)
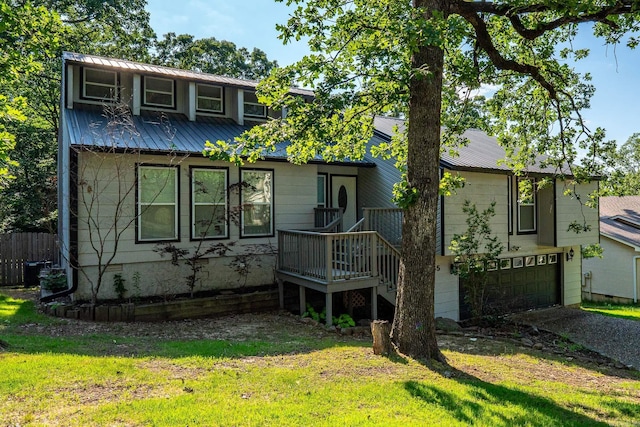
(1, 293, 639, 426)
(582, 301, 640, 321)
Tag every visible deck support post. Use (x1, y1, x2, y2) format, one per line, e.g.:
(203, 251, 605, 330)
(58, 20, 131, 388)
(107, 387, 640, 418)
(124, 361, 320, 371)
(325, 292, 333, 326)
(371, 286, 378, 320)
(299, 285, 306, 315)
(277, 279, 284, 309)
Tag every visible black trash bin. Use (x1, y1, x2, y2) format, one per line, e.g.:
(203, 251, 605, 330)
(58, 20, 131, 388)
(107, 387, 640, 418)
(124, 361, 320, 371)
(23, 261, 46, 287)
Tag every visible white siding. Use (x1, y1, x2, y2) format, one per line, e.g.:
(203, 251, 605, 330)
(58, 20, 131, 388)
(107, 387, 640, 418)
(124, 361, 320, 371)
(556, 180, 599, 247)
(73, 152, 318, 299)
(563, 245, 582, 306)
(443, 171, 509, 256)
(434, 255, 459, 320)
(583, 236, 637, 300)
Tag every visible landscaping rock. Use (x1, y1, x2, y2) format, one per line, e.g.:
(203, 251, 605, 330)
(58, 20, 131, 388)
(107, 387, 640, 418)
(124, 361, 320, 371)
(521, 338, 534, 347)
(300, 317, 318, 326)
(533, 343, 544, 350)
(435, 317, 462, 332)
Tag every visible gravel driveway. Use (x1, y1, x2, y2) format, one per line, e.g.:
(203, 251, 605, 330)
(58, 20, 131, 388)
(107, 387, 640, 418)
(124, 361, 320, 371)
(511, 307, 639, 370)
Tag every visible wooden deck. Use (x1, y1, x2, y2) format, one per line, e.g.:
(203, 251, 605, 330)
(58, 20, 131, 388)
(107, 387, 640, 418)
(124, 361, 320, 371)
(276, 217, 401, 325)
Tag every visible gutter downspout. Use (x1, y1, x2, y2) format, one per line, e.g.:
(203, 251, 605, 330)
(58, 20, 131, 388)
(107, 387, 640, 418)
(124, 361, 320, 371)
(633, 256, 640, 304)
(40, 278, 78, 303)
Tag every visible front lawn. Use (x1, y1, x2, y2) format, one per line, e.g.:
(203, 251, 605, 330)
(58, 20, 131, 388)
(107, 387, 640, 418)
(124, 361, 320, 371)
(582, 301, 640, 322)
(1, 292, 639, 426)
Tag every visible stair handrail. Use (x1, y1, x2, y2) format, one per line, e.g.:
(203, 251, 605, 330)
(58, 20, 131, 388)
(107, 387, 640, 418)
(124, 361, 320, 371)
(374, 232, 401, 292)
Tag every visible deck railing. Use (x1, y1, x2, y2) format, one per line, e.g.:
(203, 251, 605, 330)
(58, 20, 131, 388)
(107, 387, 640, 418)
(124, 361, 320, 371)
(375, 234, 400, 292)
(314, 207, 343, 231)
(278, 230, 378, 284)
(363, 208, 403, 247)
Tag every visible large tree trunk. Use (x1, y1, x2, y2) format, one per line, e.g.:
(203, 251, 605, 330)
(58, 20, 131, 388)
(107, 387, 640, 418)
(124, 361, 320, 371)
(391, 0, 447, 362)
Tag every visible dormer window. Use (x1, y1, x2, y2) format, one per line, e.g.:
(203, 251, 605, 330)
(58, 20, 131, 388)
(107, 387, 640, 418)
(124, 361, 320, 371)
(196, 84, 223, 113)
(244, 92, 267, 118)
(143, 76, 175, 108)
(82, 67, 117, 101)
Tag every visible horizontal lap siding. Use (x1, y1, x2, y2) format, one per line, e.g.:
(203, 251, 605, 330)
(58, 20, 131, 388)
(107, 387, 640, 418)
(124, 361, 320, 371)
(443, 171, 509, 256)
(555, 180, 599, 247)
(76, 153, 317, 267)
(583, 237, 635, 300)
(434, 256, 459, 319)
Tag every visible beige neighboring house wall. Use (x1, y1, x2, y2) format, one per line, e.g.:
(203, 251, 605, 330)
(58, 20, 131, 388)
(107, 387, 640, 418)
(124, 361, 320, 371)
(583, 237, 636, 302)
(581, 196, 640, 304)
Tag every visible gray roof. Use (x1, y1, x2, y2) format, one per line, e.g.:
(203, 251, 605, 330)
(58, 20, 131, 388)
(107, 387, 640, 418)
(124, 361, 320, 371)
(599, 196, 640, 249)
(63, 107, 373, 165)
(373, 116, 563, 175)
(63, 52, 314, 97)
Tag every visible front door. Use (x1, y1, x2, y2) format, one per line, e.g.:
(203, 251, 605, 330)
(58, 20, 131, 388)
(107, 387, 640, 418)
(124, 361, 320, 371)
(331, 175, 357, 230)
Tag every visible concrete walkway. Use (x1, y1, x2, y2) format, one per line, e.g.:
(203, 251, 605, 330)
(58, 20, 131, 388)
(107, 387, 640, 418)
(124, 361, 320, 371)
(511, 307, 640, 369)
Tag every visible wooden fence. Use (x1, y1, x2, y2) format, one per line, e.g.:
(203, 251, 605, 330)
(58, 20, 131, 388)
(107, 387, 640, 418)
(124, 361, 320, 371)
(0, 233, 60, 286)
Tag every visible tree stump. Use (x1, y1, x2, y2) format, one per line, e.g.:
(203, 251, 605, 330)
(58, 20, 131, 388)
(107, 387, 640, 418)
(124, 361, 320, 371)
(371, 320, 392, 355)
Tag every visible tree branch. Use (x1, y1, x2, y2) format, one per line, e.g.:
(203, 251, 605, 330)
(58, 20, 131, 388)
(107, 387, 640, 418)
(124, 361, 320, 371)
(454, 5, 558, 99)
(458, 1, 636, 40)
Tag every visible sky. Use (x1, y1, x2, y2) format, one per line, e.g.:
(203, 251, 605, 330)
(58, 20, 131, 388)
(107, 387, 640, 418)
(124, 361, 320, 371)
(145, 0, 640, 146)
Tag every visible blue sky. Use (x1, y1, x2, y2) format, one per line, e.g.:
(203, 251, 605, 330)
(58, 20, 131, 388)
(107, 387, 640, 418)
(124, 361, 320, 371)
(145, 0, 640, 145)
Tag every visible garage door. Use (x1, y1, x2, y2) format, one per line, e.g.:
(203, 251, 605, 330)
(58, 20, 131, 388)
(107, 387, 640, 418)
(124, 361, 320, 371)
(459, 254, 560, 319)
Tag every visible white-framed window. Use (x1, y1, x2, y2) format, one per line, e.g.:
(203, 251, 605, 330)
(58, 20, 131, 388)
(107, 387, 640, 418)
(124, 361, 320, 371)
(191, 167, 228, 239)
(240, 169, 273, 237)
(243, 92, 267, 118)
(317, 174, 327, 208)
(143, 76, 175, 108)
(196, 84, 224, 113)
(137, 165, 179, 241)
(517, 177, 536, 233)
(82, 67, 117, 101)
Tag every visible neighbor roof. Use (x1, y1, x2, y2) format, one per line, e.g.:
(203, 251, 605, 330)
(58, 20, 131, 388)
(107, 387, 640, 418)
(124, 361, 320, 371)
(62, 52, 314, 97)
(373, 116, 565, 175)
(599, 196, 640, 249)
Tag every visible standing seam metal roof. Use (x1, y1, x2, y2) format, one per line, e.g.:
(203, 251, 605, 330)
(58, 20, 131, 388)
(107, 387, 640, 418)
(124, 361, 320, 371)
(62, 51, 314, 97)
(373, 116, 565, 175)
(63, 107, 374, 166)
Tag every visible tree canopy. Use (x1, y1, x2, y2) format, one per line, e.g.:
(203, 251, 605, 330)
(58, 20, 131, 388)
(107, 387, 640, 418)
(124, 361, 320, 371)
(153, 33, 278, 80)
(205, 0, 640, 360)
(0, 0, 278, 232)
(600, 132, 640, 196)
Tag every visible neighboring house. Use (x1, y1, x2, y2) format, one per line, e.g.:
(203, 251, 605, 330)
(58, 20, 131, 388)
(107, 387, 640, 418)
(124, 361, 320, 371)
(56, 52, 599, 322)
(582, 196, 640, 304)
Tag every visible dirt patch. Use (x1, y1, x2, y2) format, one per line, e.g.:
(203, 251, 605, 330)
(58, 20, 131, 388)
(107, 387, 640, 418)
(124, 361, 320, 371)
(2, 286, 635, 374)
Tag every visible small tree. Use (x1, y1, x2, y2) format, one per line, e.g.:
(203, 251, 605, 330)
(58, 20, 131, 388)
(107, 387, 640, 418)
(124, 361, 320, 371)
(68, 102, 183, 304)
(449, 200, 503, 320)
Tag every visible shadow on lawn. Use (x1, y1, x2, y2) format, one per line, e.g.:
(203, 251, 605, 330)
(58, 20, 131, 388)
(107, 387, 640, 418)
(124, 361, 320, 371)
(405, 378, 610, 426)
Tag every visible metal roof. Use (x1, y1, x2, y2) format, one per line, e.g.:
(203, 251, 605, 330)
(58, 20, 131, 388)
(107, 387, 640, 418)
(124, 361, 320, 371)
(62, 51, 314, 97)
(373, 116, 564, 175)
(63, 107, 373, 166)
(599, 196, 640, 249)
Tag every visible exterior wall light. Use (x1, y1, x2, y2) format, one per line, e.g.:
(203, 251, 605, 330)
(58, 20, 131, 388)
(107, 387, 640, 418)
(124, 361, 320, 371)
(566, 248, 575, 262)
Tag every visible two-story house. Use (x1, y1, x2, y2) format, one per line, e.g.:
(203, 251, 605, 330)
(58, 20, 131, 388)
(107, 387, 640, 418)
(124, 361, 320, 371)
(55, 52, 599, 322)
